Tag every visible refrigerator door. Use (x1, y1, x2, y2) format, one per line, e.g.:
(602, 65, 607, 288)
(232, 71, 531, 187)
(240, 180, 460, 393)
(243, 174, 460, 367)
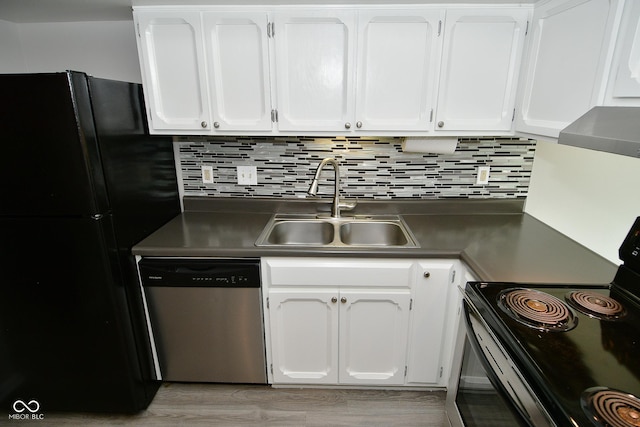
(87, 75, 180, 247)
(0, 72, 108, 217)
(0, 215, 154, 412)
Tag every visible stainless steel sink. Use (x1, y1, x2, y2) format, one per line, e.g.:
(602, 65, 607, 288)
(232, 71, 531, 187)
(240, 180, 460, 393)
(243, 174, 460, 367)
(265, 220, 334, 245)
(255, 214, 419, 248)
(339, 221, 409, 246)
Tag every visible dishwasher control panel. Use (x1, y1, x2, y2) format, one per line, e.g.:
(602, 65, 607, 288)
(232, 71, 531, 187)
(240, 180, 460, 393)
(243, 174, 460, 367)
(138, 258, 261, 287)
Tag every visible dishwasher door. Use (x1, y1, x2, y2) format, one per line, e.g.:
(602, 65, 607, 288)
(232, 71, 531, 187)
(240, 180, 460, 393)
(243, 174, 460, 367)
(138, 258, 267, 384)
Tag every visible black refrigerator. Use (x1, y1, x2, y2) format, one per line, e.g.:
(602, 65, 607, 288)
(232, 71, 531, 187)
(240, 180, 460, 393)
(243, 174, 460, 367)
(0, 71, 180, 413)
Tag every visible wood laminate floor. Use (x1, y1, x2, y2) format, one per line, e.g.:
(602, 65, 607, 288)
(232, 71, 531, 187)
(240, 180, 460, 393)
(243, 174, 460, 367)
(9, 383, 447, 426)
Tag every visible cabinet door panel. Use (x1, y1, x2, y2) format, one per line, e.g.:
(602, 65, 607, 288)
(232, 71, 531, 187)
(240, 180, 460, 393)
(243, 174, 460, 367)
(406, 261, 454, 384)
(436, 9, 528, 132)
(269, 289, 338, 384)
(606, 0, 640, 104)
(339, 290, 410, 385)
(203, 12, 272, 131)
(517, 0, 618, 136)
(135, 11, 210, 132)
(355, 11, 443, 131)
(274, 11, 356, 131)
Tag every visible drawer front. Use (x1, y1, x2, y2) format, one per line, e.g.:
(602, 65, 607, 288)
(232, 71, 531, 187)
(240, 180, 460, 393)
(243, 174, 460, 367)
(262, 257, 415, 287)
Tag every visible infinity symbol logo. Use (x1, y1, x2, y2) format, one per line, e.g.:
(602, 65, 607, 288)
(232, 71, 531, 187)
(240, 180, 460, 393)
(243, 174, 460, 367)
(12, 400, 40, 413)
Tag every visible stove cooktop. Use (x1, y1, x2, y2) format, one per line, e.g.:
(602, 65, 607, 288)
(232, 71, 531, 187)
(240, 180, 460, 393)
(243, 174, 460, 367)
(466, 279, 640, 426)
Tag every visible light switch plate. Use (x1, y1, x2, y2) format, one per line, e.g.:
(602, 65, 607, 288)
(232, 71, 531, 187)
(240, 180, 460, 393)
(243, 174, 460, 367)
(237, 165, 258, 185)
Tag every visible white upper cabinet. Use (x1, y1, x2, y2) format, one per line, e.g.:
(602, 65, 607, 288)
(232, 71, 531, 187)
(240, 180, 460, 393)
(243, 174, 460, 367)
(203, 12, 273, 131)
(135, 11, 211, 133)
(436, 8, 529, 133)
(515, 0, 621, 138)
(273, 10, 356, 132)
(134, 5, 534, 136)
(605, 0, 640, 105)
(354, 10, 443, 132)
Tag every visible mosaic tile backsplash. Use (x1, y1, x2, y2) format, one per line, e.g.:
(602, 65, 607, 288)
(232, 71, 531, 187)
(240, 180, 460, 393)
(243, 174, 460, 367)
(178, 136, 536, 200)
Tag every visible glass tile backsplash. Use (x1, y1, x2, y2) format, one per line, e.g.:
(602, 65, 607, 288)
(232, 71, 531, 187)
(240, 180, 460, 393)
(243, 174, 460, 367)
(178, 136, 536, 199)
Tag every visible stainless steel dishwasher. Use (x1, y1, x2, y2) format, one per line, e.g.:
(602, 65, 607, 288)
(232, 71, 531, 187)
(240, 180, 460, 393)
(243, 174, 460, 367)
(138, 258, 267, 384)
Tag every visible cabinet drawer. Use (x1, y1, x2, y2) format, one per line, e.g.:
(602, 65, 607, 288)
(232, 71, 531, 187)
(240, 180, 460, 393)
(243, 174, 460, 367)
(262, 257, 414, 287)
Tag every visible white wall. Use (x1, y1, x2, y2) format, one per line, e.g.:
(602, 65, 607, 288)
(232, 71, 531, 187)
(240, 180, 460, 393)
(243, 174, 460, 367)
(524, 141, 640, 264)
(0, 20, 26, 73)
(1, 20, 142, 83)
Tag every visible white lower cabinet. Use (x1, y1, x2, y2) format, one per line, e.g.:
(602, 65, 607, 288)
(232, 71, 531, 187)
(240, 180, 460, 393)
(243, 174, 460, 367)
(339, 289, 410, 385)
(268, 287, 410, 385)
(268, 288, 339, 384)
(262, 257, 457, 387)
(406, 260, 456, 385)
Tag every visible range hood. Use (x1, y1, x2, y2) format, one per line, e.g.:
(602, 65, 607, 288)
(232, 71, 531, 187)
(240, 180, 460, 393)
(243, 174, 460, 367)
(558, 107, 640, 158)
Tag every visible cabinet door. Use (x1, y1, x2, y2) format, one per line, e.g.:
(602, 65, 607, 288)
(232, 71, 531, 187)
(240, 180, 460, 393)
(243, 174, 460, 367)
(516, 0, 620, 137)
(135, 11, 211, 133)
(273, 11, 356, 132)
(268, 289, 339, 384)
(606, 0, 640, 105)
(355, 10, 443, 132)
(436, 8, 529, 132)
(338, 289, 411, 385)
(203, 12, 273, 131)
(406, 261, 454, 384)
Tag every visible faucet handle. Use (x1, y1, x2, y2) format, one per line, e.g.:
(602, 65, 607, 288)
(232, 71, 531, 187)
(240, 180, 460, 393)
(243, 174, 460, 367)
(339, 199, 357, 211)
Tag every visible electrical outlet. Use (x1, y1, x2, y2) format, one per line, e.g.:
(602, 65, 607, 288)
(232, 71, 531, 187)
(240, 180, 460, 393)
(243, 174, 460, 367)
(201, 165, 214, 184)
(476, 166, 490, 185)
(237, 165, 258, 185)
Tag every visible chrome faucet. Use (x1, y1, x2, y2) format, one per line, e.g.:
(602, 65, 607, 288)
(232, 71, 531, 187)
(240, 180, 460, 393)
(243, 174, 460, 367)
(308, 158, 355, 218)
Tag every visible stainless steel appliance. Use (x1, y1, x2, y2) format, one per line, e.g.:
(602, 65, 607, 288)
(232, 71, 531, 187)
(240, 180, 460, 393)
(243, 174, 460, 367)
(0, 72, 180, 413)
(447, 217, 640, 426)
(138, 258, 267, 384)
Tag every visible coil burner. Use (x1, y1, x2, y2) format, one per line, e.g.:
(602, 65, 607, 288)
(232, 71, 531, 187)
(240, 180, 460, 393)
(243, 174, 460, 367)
(566, 290, 626, 320)
(498, 288, 578, 332)
(582, 387, 640, 427)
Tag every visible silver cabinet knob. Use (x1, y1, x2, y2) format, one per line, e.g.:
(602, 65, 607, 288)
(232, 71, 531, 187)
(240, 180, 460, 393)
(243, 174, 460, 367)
(424, 272, 431, 278)
(345, 122, 351, 129)
(437, 121, 444, 128)
(341, 297, 347, 304)
(331, 297, 338, 303)
(356, 121, 362, 128)
(201, 121, 208, 128)
(213, 121, 220, 128)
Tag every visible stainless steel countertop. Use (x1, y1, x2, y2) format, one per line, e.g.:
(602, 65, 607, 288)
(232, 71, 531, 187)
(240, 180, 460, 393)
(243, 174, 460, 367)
(133, 198, 617, 284)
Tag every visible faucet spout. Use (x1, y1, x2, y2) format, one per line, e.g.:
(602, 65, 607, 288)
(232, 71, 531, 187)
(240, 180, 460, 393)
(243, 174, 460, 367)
(308, 158, 341, 218)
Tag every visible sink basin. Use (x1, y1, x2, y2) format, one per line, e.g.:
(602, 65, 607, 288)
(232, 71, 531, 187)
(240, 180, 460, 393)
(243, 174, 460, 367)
(255, 214, 418, 248)
(339, 221, 409, 246)
(266, 220, 334, 245)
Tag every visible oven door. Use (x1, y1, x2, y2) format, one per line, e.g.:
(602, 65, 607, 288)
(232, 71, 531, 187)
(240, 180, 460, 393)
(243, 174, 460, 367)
(446, 295, 555, 427)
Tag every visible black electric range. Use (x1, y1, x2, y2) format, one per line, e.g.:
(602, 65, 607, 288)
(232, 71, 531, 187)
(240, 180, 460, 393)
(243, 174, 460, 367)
(463, 217, 640, 426)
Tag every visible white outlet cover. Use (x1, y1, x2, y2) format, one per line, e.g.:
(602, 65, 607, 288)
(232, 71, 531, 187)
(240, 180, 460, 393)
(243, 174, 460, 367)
(201, 165, 214, 184)
(476, 166, 490, 185)
(237, 165, 258, 185)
